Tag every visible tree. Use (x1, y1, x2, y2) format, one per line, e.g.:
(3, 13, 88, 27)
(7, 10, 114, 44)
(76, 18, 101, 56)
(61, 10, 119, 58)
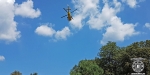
(97, 40, 150, 75)
(70, 59, 104, 75)
(11, 71, 22, 75)
(30, 73, 38, 75)
(70, 40, 150, 75)
(125, 40, 150, 74)
(98, 41, 120, 75)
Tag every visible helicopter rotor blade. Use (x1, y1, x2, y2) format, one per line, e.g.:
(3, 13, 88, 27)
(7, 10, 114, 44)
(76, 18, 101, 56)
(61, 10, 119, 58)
(71, 9, 77, 13)
(63, 8, 67, 12)
(61, 15, 67, 18)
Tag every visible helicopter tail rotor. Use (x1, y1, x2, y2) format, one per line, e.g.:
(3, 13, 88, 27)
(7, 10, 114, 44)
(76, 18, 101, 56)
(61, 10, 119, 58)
(71, 16, 73, 20)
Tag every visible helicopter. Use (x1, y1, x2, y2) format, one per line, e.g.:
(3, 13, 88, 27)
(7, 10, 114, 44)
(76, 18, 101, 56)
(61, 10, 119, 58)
(61, 5, 77, 21)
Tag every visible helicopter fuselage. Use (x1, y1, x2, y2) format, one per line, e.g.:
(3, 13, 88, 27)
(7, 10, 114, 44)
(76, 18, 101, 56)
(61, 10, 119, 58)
(67, 12, 72, 21)
(61, 5, 77, 21)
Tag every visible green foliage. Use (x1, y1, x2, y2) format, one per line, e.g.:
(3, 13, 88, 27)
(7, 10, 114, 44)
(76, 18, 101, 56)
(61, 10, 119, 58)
(125, 40, 150, 74)
(30, 73, 38, 75)
(97, 41, 120, 75)
(70, 59, 104, 75)
(97, 40, 150, 75)
(10, 71, 38, 75)
(11, 71, 22, 75)
(70, 40, 150, 75)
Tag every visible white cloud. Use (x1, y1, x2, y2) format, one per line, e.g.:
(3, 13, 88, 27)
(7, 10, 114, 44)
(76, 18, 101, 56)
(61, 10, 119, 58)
(6, 0, 15, 3)
(35, 25, 56, 37)
(70, 0, 100, 29)
(35, 25, 72, 40)
(87, 1, 121, 30)
(0, 56, 5, 61)
(70, 15, 84, 29)
(71, 0, 119, 30)
(122, 0, 137, 8)
(145, 23, 150, 29)
(72, 0, 139, 45)
(100, 16, 139, 45)
(0, 0, 40, 42)
(99, 1, 139, 44)
(55, 27, 72, 40)
(0, 0, 20, 42)
(15, 0, 41, 18)
(122, 0, 145, 8)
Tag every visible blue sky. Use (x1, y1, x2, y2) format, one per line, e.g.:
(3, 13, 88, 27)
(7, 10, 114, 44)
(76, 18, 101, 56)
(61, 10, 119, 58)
(0, 0, 150, 75)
